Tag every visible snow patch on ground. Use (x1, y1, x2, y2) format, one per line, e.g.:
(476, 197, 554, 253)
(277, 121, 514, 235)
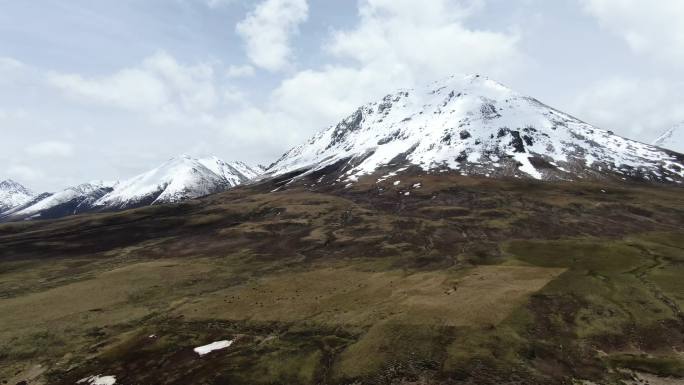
(194, 340, 233, 356)
(512, 153, 542, 180)
(77, 375, 117, 385)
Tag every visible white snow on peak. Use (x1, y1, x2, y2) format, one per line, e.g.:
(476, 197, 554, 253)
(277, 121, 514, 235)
(653, 122, 684, 154)
(198, 156, 262, 186)
(226, 160, 264, 180)
(0, 179, 34, 213)
(94, 155, 260, 209)
(94, 155, 225, 208)
(12, 181, 115, 217)
(194, 340, 233, 356)
(266, 74, 684, 183)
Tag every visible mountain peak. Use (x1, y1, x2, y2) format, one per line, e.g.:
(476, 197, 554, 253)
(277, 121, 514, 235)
(1, 178, 31, 192)
(7, 181, 115, 220)
(0, 179, 34, 213)
(2, 155, 263, 221)
(266, 75, 684, 185)
(92, 154, 262, 210)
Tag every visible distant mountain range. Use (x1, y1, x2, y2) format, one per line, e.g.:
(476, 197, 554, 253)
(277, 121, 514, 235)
(0, 155, 263, 221)
(2, 75, 683, 222)
(265, 75, 684, 186)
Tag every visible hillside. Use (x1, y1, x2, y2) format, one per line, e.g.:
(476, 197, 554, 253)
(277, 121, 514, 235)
(1, 174, 683, 385)
(2, 76, 684, 385)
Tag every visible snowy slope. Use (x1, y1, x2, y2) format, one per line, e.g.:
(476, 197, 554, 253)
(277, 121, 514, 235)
(93, 155, 259, 210)
(7, 181, 115, 220)
(1, 155, 260, 222)
(198, 157, 263, 186)
(94, 155, 228, 209)
(0, 179, 34, 213)
(267, 75, 684, 184)
(225, 160, 264, 180)
(653, 122, 684, 154)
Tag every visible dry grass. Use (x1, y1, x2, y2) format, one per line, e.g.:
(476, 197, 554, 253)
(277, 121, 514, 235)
(0, 259, 226, 380)
(176, 265, 564, 327)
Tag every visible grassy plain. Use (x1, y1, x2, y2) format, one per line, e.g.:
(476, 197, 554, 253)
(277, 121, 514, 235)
(1, 174, 683, 384)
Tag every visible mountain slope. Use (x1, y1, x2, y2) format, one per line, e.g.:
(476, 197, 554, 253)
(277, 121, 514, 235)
(0, 179, 34, 213)
(266, 75, 684, 185)
(223, 160, 264, 180)
(4, 182, 115, 220)
(197, 156, 262, 186)
(2, 174, 684, 385)
(1, 156, 262, 222)
(93, 156, 229, 209)
(653, 122, 684, 153)
(93, 155, 260, 210)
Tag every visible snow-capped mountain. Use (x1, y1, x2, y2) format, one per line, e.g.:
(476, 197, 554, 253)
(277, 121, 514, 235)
(4, 181, 116, 220)
(266, 75, 684, 184)
(198, 156, 263, 186)
(1, 155, 262, 222)
(0, 179, 34, 213)
(93, 155, 259, 210)
(653, 122, 684, 154)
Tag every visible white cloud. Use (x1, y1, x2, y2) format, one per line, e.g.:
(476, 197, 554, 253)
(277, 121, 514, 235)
(0, 57, 27, 86)
(272, 66, 397, 130)
(581, 0, 684, 64)
(327, 0, 520, 78)
(25, 1, 523, 177)
(205, 0, 235, 8)
(263, 0, 523, 141)
(0, 57, 23, 71)
(236, 0, 309, 72)
(226, 64, 255, 78)
(35, 52, 305, 165)
(572, 77, 684, 141)
(25, 140, 74, 157)
(48, 66, 168, 112)
(47, 52, 236, 125)
(6, 164, 44, 182)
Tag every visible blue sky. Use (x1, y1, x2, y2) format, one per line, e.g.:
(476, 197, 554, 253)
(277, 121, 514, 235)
(1, 0, 683, 191)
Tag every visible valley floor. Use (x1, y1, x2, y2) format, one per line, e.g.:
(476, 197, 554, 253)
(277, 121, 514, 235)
(1, 174, 683, 384)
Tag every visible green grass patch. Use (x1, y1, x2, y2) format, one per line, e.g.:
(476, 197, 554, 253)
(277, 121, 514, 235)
(504, 239, 647, 273)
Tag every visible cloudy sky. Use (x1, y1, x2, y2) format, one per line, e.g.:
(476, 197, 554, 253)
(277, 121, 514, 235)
(1, 0, 683, 191)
